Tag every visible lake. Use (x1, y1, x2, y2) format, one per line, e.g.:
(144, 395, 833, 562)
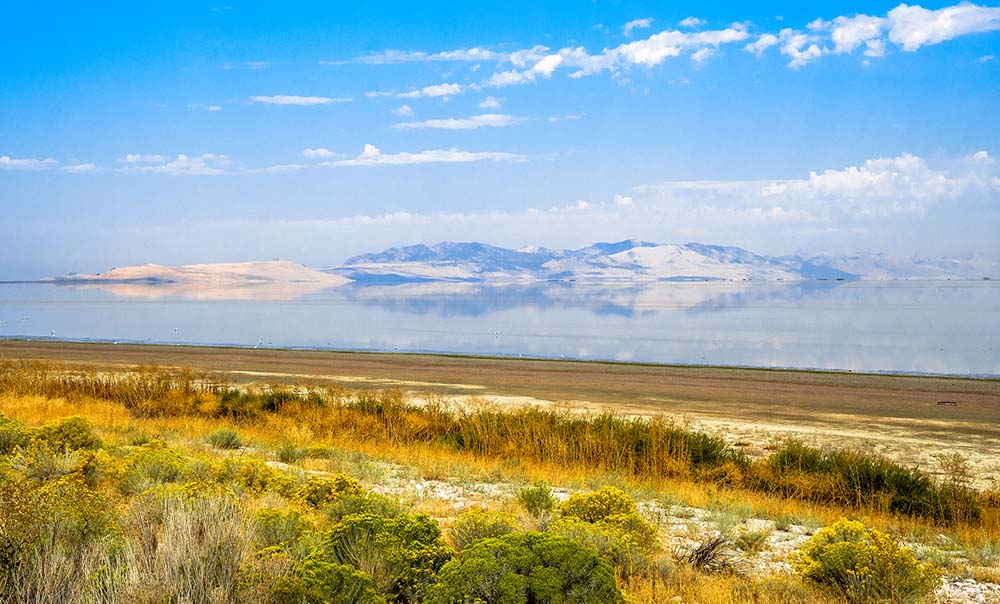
(0, 280, 997, 377)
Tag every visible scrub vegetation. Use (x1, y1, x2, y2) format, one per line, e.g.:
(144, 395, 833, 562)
(0, 360, 996, 603)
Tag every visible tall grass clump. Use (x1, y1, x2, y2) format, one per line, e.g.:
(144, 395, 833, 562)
(755, 440, 983, 523)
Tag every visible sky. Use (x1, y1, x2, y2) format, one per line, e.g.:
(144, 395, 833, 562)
(1, 1, 999, 279)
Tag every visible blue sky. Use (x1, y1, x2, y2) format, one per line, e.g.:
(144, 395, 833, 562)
(1, 1, 998, 278)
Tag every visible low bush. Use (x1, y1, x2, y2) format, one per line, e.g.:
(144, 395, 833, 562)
(517, 481, 556, 520)
(312, 511, 452, 601)
(447, 509, 519, 551)
(296, 474, 365, 508)
(793, 518, 939, 604)
(425, 532, 625, 604)
(205, 427, 244, 450)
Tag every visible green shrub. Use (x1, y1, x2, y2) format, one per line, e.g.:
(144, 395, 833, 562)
(425, 532, 625, 604)
(206, 427, 245, 450)
(120, 442, 190, 494)
(447, 509, 518, 551)
(324, 491, 406, 523)
(301, 559, 385, 604)
(35, 415, 101, 451)
(313, 512, 451, 601)
(0, 416, 31, 454)
(277, 442, 308, 464)
(793, 518, 939, 604)
(296, 474, 365, 508)
(257, 508, 311, 548)
(558, 486, 636, 523)
(517, 481, 556, 519)
(548, 516, 648, 571)
(553, 486, 659, 567)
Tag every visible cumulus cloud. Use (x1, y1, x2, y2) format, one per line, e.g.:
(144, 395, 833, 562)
(391, 104, 414, 116)
(623, 18, 653, 36)
(640, 151, 999, 218)
(251, 95, 351, 105)
(120, 153, 232, 175)
(0, 155, 58, 171)
(328, 144, 526, 166)
(747, 3, 1000, 67)
(391, 114, 522, 130)
(888, 3, 1000, 51)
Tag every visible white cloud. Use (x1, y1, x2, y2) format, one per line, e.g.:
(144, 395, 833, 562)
(745, 33, 779, 56)
(189, 103, 223, 111)
(391, 114, 522, 130)
(121, 153, 232, 175)
(220, 61, 269, 70)
(614, 194, 635, 206)
(979, 54, 997, 62)
(301, 148, 335, 159)
(397, 83, 464, 98)
(391, 104, 414, 116)
(679, 16, 707, 29)
(691, 47, 715, 64)
(479, 96, 502, 109)
(828, 14, 886, 54)
(888, 3, 1000, 51)
(60, 163, 97, 174)
(0, 155, 58, 171)
(623, 18, 653, 36)
(328, 144, 526, 166)
(485, 53, 565, 87)
(250, 95, 351, 106)
(640, 151, 999, 218)
(123, 154, 169, 164)
(778, 29, 826, 69)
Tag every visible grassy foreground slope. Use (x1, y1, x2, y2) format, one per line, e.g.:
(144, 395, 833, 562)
(0, 361, 998, 603)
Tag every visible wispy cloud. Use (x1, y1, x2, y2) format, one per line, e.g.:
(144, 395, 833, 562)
(220, 61, 269, 70)
(391, 113, 522, 130)
(328, 144, 525, 166)
(623, 18, 653, 36)
(250, 95, 351, 106)
(300, 148, 336, 159)
(60, 163, 98, 174)
(0, 155, 58, 171)
(189, 103, 223, 111)
(120, 153, 232, 175)
(336, 46, 549, 66)
(391, 104, 414, 116)
(678, 16, 707, 29)
(479, 96, 502, 109)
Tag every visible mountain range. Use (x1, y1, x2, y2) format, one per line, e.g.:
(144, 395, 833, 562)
(330, 240, 995, 283)
(40, 240, 997, 293)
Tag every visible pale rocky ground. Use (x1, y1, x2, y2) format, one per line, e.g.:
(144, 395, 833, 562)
(270, 452, 1000, 604)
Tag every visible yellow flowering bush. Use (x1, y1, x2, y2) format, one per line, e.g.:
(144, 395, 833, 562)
(794, 518, 939, 604)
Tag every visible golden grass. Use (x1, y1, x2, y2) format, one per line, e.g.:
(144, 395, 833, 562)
(2, 387, 997, 550)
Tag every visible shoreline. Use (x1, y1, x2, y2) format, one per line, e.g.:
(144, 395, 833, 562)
(2, 336, 997, 382)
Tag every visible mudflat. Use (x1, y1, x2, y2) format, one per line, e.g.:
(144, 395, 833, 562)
(2, 339, 999, 485)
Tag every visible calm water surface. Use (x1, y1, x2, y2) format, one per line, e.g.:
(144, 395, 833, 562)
(0, 280, 997, 376)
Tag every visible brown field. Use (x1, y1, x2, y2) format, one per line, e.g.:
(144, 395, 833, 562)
(2, 339, 999, 487)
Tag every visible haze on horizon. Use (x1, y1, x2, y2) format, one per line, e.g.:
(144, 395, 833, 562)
(2, 1, 999, 280)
